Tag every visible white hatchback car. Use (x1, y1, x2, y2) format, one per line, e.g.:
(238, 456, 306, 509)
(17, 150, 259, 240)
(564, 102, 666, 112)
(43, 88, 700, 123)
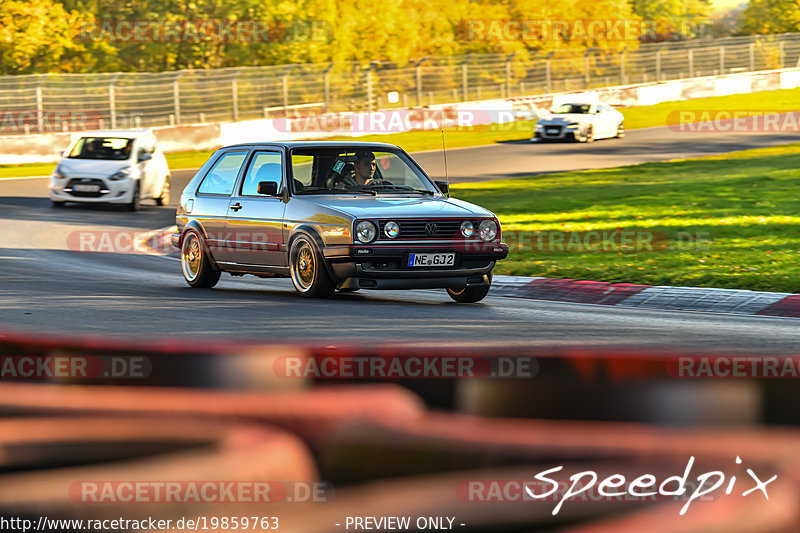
(533, 102, 624, 143)
(49, 129, 171, 211)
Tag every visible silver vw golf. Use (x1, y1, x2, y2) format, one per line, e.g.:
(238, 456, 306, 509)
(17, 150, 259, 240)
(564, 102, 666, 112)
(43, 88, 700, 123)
(172, 142, 508, 302)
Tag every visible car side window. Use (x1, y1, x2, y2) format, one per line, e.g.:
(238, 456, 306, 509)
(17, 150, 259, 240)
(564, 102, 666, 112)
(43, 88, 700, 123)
(197, 151, 248, 196)
(241, 151, 283, 196)
(597, 104, 610, 113)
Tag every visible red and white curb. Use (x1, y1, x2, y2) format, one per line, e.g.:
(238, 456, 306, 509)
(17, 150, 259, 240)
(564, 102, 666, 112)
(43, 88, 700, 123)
(492, 276, 800, 318)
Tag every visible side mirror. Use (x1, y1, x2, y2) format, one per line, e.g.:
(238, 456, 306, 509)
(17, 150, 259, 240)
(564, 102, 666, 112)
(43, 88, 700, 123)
(434, 180, 449, 195)
(58, 150, 64, 157)
(257, 181, 279, 196)
(138, 152, 153, 162)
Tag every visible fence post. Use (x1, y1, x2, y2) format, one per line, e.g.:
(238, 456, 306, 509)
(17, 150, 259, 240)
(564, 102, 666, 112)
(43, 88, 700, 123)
(688, 48, 694, 78)
(231, 69, 242, 122)
(619, 47, 627, 85)
(504, 53, 514, 98)
(719, 45, 725, 73)
(172, 72, 182, 125)
(749, 42, 755, 71)
(545, 52, 554, 94)
(109, 86, 116, 129)
(461, 56, 470, 102)
(323, 62, 334, 112)
(35, 74, 47, 133)
(584, 48, 597, 89)
(281, 66, 292, 115)
(656, 46, 664, 82)
(780, 40, 785, 68)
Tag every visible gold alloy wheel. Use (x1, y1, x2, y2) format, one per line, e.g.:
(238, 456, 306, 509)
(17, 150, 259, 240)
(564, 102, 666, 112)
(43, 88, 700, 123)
(292, 241, 315, 291)
(182, 233, 201, 281)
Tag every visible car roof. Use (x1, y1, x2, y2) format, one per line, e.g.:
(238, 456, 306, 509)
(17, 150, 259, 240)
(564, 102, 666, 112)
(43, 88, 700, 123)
(221, 141, 402, 150)
(73, 129, 154, 138)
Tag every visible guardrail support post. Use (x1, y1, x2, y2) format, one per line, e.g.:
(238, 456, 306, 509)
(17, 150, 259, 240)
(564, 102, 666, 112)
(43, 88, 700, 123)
(545, 52, 554, 93)
(504, 53, 514, 98)
(35, 74, 48, 133)
(461, 57, 469, 102)
(323, 63, 334, 112)
(172, 73, 182, 125)
(688, 48, 694, 78)
(780, 40, 785, 68)
(618, 47, 627, 85)
(656, 47, 663, 82)
(749, 42, 755, 71)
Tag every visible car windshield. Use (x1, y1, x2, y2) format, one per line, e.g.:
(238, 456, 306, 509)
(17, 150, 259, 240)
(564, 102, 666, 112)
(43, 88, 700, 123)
(68, 137, 134, 160)
(291, 147, 439, 195)
(553, 104, 591, 114)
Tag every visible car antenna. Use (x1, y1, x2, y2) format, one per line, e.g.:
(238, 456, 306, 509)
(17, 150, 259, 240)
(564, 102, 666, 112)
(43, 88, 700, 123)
(441, 129, 450, 196)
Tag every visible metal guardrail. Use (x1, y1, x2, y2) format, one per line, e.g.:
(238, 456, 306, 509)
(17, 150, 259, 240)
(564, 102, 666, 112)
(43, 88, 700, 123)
(1, 33, 799, 134)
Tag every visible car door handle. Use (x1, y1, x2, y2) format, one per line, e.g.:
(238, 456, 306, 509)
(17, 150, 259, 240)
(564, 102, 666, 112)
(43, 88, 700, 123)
(230, 202, 243, 212)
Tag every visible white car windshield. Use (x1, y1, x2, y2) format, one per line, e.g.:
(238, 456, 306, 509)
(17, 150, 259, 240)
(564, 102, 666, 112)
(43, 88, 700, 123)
(553, 104, 591, 114)
(291, 148, 439, 195)
(68, 137, 134, 161)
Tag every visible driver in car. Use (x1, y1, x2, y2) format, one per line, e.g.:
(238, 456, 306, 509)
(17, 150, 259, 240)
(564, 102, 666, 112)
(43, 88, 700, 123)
(333, 151, 386, 189)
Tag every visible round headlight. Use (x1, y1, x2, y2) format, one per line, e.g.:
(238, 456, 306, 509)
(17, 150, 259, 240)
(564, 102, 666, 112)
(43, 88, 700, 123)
(355, 221, 377, 243)
(460, 220, 475, 238)
(384, 221, 400, 239)
(478, 220, 498, 242)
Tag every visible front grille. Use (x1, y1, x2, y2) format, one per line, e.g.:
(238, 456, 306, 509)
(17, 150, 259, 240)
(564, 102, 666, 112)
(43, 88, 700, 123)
(376, 219, 478, 241)
(543, 125, 563, 135)
(64, 178, 109, 198)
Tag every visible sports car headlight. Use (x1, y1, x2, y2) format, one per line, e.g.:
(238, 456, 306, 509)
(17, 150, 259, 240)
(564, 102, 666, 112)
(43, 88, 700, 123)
(460, 220, 475, 238)
(355, 221, 377, 243)
(566, 123, 579, 129)
(109, 166, 131, 181)
(384, 221, 400, 239)
(478, 220, 498, 242)
(534, 123, 543, 130)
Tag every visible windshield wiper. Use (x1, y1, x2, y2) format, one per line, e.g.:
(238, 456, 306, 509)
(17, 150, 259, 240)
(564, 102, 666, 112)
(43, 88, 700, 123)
(367, 185, 434, 195)
(297, 187, 376, 196)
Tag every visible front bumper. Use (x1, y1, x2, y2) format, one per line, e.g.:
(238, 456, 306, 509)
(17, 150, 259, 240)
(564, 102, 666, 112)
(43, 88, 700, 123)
(533, 125, 579, 141)
(49, 177, 136, 204)
(323, 242, 509, 289)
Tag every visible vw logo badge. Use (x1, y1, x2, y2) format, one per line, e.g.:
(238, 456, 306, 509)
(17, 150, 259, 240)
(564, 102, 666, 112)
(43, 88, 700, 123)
(424, 223, 437, 236)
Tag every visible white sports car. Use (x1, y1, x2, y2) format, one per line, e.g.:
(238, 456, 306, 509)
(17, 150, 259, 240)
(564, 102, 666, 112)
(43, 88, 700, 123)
(533, 102, 624, 143)
(49, 129, 171, 211)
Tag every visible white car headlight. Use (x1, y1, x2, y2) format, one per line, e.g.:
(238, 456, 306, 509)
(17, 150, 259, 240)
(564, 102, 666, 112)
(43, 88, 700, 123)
(109, 167, 132, 181)
(478, 220, 498, 242)
(355, 221, 377, 243)
(535, 123, 543, 130)
(52, 164, 66, 179)
(566, 123, 579, 129)
(384, 221, 400, 239)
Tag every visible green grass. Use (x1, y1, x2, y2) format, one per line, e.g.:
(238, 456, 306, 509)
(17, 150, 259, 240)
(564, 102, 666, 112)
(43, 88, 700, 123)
(6, 87, 800, 179)
(451, 143, 800, 292)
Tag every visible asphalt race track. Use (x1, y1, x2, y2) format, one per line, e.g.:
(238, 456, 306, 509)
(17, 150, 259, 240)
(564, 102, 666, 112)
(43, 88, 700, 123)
(2, 124, 800, 349)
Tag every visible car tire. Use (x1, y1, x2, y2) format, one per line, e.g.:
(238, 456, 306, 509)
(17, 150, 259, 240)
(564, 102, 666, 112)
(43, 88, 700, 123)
(289, 234, 335, 298)
(127, 181, 141, 212)
(447, 271, 493, 303)
(180, 229, 221, 288)
(51, 200, 65, 208)
(155, 176, 170, 206)
(581, 126, 594, 143)
(616, 121, 625, 138)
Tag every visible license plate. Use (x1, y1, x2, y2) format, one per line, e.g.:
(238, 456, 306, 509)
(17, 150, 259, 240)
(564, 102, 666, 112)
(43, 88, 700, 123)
(546, 128, 559, 134)
(73, 184, 100, 192)
(408, 253, 455, 267)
